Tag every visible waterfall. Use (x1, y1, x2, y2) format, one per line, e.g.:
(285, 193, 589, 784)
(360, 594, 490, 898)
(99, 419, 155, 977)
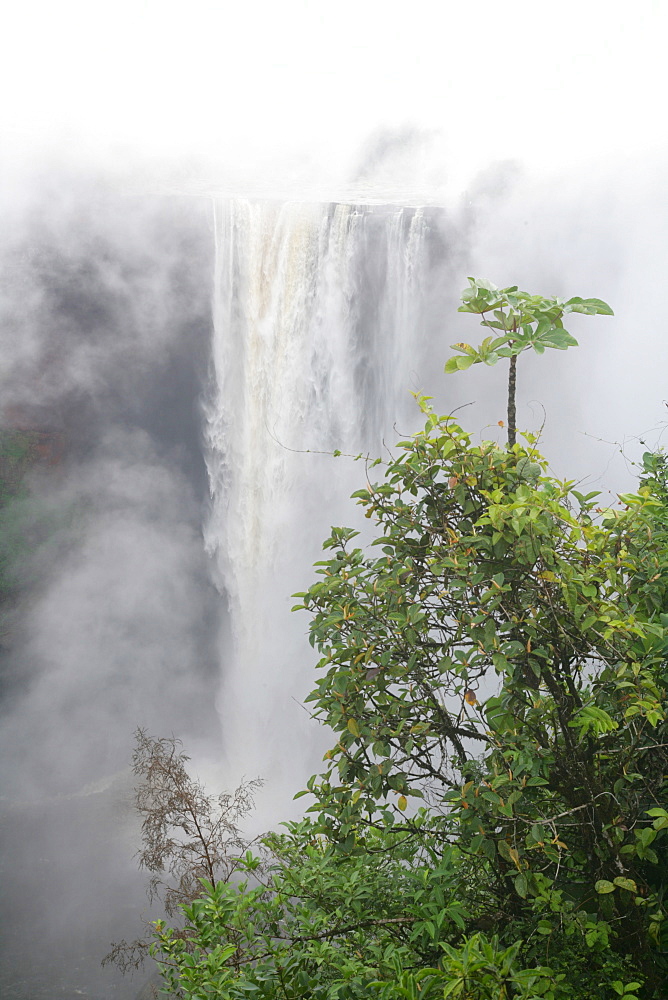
(203, 198, 436, 799)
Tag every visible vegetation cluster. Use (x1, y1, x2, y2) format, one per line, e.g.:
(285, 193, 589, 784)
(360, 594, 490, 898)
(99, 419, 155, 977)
(124, 282, 668, 998)
(0, 428, 44, 642)
(0, 424, 71, 654)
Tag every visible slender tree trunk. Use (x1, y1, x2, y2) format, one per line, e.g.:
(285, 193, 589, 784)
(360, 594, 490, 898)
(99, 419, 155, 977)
(507, 354, 517, 449)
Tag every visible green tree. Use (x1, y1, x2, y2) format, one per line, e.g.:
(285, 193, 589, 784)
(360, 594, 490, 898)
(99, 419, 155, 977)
(447, 278, 612, 446)
(149, 281, 666, 1000)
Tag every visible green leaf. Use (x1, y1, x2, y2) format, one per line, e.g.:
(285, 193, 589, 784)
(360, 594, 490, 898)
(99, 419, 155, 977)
(481, 839, 496, 862)
(538, 329, 579, 350)
(565, 296, 614, 315)
(497, 840, 513, 863)
(595, 880, 616, 894)
(613, 877, 637, 892)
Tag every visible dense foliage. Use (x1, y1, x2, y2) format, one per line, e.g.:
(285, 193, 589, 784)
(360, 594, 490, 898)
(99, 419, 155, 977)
(149, 283, 668, 999)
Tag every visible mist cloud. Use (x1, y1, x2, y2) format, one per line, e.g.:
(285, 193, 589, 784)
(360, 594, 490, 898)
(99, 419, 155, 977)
(0, 166, 221, 998)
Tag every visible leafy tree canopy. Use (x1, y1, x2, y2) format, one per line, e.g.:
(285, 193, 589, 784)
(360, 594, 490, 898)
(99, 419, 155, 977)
(149, 281, 668, 1000)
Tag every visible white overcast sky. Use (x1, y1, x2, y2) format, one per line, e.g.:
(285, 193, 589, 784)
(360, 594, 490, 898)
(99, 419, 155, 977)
(2, 0, 666, 196)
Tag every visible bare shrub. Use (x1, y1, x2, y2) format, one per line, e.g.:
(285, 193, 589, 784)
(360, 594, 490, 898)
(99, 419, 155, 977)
(103, 728, 262, 975)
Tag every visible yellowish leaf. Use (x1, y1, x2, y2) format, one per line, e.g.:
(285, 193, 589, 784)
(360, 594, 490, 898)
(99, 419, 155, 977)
(347, 718, 360, 737)
(398, 795, 407, 811)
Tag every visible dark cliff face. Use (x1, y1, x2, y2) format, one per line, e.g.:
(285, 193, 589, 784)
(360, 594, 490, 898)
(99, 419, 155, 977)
(0, 173, 222, 1000)
(2, 184, 213, 488)
(0, 177, 220, 707)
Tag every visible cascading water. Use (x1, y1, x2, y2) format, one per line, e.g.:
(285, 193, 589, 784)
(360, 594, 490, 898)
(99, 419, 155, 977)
(203, 197, 441, 800)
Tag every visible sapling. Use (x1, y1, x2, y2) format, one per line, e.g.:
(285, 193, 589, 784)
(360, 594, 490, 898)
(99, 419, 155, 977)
(446, 277, 613, 446)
